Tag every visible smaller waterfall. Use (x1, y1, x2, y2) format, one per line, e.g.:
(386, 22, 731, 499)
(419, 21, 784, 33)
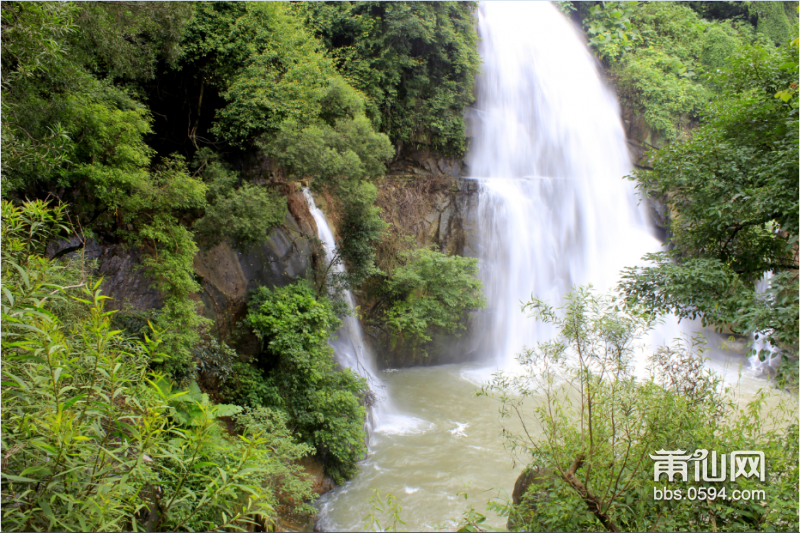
(303, 189, 384, 433)
(303, 188, 430, 437)
(749, 273, 782, 375)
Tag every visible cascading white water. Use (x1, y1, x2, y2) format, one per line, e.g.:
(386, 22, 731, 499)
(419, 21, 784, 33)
(303, 189, 428, 436)
(468, 1, 666, 370)
(749, 272, 782, 375)
(303, 189, 382, 433)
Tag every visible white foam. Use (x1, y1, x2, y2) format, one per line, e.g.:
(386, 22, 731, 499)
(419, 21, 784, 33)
(449, 422, 469, 438)
(374, 414, 434, 436)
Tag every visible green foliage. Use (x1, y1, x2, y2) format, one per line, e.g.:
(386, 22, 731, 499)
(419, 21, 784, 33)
(1, 200, 313, 532)
(0, 2, 75, 85)
(363, 489, 406, 532)
(190, 147, 287, 252)
(613, 45, 709, 140)
(621, 39, 799, 368)
(482, 287, 799, 532)
(0, 2, 74, 184)
(70, 1, 193, 81)
(379, 248, 486, 354)
(335, 180, 390, 288)
(454, 490, 490, 533)
(749, 1, 797, 45)
(584, 1, 642, 62)
(193, 332, 237, 389)
(185, 2, 336, 146)
(121, 156, 208, 379)
(154, 379, 242, 427)
(264, 115, 393, 184)
(2, 3, 210, 381)
(299, 1, 481, 156)
(195, 183, 286, 250)
(184, 1, 392, 173)
(2, 1, 193, 195)
(587, 2, 768, 141)
(603, 2, 716, 140)
(246, 281, 368, 483)
(700, 24, 740, 70)
(554, 1, 576, 16)
(221, 360, 284, 410)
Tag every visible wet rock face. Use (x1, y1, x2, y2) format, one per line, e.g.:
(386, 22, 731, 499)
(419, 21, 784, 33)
(194, 202, 316, 356)
(370, 156, 483, 368)
(622, 105, 676, 241)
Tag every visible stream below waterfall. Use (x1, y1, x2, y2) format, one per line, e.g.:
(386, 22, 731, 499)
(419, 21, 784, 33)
(314, 338, 777, 532)
(311, 2, 787, 530)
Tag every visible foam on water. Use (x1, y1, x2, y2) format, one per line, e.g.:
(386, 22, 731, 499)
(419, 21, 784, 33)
(374, 414, 435, 436)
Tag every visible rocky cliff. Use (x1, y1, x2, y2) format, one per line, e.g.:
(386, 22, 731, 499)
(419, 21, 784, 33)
(46, 184, 320, 361)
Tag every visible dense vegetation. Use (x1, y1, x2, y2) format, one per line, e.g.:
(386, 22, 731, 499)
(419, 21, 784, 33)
(1, 201, 315, 531)
(483, 287, 798, 532)
(297, 1, 481, 156)
(577, 1, 797, 142)
(557, 2, 800, 382)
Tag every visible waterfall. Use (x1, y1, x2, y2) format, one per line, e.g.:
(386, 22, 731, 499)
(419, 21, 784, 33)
(303, 188, 383, 433)
(303, 189, 427, 435)
(468, 2, 666, 369)
(749, 272, 782, 375)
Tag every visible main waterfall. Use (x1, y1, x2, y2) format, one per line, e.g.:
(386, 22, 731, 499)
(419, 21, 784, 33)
(468, 1, 662, 369)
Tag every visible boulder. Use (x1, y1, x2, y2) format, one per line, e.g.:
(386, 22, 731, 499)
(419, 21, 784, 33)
(507, 466, 554, 530)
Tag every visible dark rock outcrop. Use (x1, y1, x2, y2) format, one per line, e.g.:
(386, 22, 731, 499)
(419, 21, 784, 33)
(507, 466, 554, 530)
(194, 191, 317, 357)
(46, 187, 319, 360)
(46, 237, 164, 312)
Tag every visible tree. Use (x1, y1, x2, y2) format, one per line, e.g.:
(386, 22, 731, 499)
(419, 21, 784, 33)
(482, 287, 798, 532)
(367, 248, 486, 359)
(298, 1, 481, 156)
(620, 38, 799, 378)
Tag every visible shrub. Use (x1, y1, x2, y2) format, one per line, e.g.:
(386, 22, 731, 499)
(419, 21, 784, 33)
(381, 248, 486, 356)
(246, 280, 368, 483)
